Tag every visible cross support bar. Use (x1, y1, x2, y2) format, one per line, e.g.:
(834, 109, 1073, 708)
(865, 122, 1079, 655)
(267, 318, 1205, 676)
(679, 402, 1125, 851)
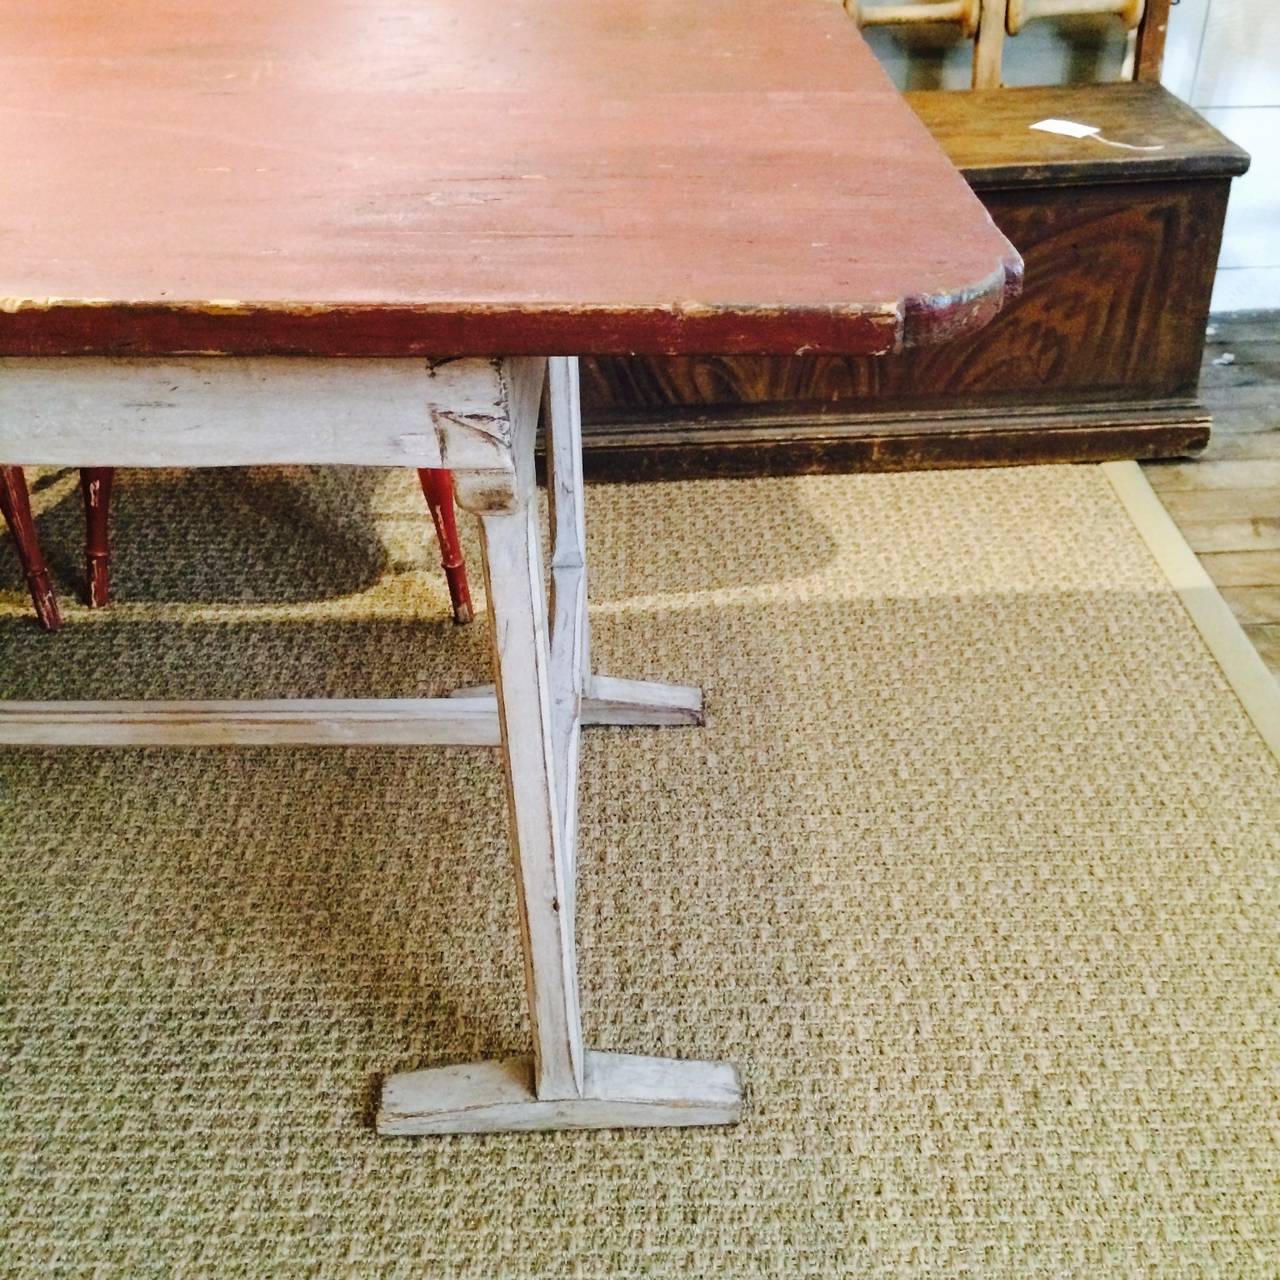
(0, 679, 703, 748)
(0, 696, 503, 748)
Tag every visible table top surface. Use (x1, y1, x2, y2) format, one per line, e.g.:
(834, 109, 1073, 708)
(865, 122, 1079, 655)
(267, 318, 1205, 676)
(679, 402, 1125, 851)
(0, 0, 1019, 358)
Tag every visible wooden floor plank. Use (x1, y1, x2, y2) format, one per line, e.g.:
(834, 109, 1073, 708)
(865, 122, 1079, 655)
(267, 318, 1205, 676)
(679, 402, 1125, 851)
(1144, 460, 1280, 491)
(1202, 334, 1280, 376)
(1198, 551, 1280, 588)
(1205, 313, 1280, 344)
(1242, 624, 1280, 678)
(1202, 383, 1280, 412)
(1139, 312, 1280, 681)
(1154, 486, 1280, 524)
(1202, 407, 1280, 440)
(1176, 522, 1280, 555)
(1198, 432, 1280, 462)
(1202, 342, 1280, 372)
(1219, 586, 1280, 626)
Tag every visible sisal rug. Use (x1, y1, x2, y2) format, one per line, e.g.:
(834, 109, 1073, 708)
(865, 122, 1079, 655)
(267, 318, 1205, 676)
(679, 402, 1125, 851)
(2, 464, 1277, 1279)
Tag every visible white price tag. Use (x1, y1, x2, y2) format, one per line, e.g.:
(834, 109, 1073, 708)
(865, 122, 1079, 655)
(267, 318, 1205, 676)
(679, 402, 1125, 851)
(1029, 118, 1101, 139)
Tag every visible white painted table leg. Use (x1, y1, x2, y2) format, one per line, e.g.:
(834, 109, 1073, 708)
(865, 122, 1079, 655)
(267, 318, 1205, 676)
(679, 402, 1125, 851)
(546, 357, 590, 896)
(377, 358, 739, 1135)
(477, 494, 585, 1100)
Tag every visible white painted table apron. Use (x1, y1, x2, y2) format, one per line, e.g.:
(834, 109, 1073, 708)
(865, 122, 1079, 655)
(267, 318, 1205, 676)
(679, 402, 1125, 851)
(0, 354, 742, 1135)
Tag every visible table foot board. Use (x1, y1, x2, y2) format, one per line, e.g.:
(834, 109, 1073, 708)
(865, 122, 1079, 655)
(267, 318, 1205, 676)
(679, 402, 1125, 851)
(377, 1050, 742, 1136)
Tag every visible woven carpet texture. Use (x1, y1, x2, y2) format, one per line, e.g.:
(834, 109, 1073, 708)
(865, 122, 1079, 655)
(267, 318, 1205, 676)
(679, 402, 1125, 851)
(2, 464, 1277, 1278)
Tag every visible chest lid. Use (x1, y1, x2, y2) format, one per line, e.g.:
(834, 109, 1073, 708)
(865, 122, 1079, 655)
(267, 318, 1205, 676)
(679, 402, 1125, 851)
(907, 83, 1251, 190)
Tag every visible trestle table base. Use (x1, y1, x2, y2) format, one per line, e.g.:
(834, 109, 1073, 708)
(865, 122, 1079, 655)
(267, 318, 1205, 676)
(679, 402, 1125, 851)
(0, 353, 739, 1136)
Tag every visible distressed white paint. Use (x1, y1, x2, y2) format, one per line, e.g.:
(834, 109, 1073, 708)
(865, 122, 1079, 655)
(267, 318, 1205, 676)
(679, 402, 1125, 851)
(378, 1050, 742, 1135)
(581, 675, 704, 726)
(478, 501, 585, 1101)
(428, 354, 545, 475)
(386, 354, 727, 1133)
(0, 697, 502, 748)
(0, 356, 531, 469)
(546, 357, 589, 893)
(547, 356, 589, 579)
(472, 377, 584, 1101)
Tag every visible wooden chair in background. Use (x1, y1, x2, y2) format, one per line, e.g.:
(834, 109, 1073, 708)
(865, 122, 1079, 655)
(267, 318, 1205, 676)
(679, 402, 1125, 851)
(845, 0, 1168, 88)
(0, 466, 62, 630)
(0, 465, 474, 630)
(415, 466, 474, 624)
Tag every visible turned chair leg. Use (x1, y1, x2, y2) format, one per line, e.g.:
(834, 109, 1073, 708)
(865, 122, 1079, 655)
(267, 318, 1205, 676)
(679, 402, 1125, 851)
(57, 466, 468, 621)
(80, 467, 114, 607)
(418, 467, 474, 624)
(0, 465, 63, 631)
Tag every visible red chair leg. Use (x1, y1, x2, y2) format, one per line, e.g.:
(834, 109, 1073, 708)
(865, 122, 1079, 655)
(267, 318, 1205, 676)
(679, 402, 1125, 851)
(417, 467, 473, 624)
(0, 465, 63, 631)
(80, 467, 114, 607)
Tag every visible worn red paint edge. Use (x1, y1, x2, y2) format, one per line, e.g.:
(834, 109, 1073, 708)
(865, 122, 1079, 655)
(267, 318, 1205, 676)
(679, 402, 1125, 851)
(0, 258, 1021, 359)
(901, 250, 1024, 350)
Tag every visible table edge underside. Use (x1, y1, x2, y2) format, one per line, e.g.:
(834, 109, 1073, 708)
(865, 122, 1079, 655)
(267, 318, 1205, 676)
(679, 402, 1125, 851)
(0, 257, 1022, 359)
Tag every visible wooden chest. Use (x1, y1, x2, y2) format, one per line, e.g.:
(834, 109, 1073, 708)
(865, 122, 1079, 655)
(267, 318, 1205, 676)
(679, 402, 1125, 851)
(577, 83, 1250, 480)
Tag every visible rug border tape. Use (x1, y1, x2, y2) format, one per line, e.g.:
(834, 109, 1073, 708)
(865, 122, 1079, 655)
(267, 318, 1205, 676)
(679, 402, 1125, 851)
(1103, 459, 1280, 763)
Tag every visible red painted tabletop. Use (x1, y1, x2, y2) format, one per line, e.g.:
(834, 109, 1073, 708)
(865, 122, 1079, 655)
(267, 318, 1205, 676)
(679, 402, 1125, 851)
(0, 0, 1020, 358)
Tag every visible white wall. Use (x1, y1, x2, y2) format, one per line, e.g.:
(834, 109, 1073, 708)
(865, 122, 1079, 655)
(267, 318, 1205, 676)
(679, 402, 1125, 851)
(1162, 0, 1280, 312)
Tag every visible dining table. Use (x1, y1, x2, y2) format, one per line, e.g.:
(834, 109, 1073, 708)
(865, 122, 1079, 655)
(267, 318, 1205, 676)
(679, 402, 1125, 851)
(0, 0, 1020, 1134)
